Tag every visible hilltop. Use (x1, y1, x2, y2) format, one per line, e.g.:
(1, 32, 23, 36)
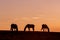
(0, 31, 60, 40)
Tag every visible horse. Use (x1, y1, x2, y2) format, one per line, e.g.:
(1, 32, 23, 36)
(24, 24, 35, 31)
(41, 24, 50, 32)
(10, 24, 18, 31)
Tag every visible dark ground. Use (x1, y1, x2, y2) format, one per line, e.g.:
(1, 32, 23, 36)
(0, 31, 60, 40)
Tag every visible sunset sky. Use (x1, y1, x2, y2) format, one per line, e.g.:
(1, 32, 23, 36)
(0, 0, 60, 32)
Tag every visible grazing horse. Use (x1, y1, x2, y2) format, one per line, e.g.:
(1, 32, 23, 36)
(10, 24, 18, 31)
(41, 24, 50, 32)
(24, 24, 35, 31)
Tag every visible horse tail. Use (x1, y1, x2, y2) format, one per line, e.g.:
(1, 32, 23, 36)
(24, 26, 27, 31)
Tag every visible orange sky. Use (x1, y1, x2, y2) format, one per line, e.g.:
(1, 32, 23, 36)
(0, 0, 60, 32)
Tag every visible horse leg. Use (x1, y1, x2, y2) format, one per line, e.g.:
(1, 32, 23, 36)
(33, 27, 34, 31)
(43, 28, 44, 32)
(48, 28, 50, 32)
(28, 28, 30, 31)
(24, 27, 27, 31)
(16, 28, 18, 31)
(12, 28, 13, 31)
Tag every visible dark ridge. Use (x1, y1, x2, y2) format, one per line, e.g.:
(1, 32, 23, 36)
(0, 30, 60, 40)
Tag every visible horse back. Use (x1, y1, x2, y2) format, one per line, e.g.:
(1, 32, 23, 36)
(42, 24, 48, 28)
(11, 24, 17, 28)
(26, 24, 34, 28)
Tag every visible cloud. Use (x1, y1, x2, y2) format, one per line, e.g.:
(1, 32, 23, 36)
(21, 17, 40, 21)
(32, 17, 40, 20)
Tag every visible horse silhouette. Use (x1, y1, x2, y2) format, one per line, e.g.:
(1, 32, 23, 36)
(10, 24, 18, 31)
(41, 24, 50, 32)
(24, 24, 35, 31)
